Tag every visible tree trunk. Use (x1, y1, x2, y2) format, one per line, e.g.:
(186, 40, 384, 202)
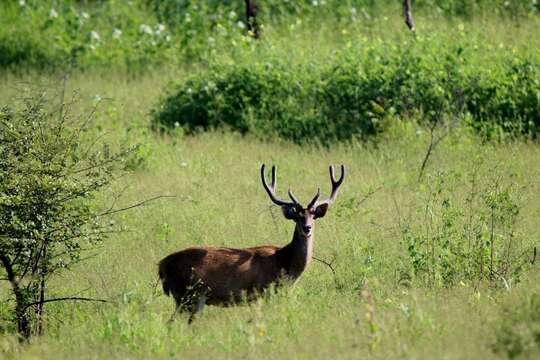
(245, 0, 260, 38)
(403, 0, 415, 32)
(0, 253, 31, 339)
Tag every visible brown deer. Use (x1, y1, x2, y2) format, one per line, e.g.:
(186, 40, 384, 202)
(158, 164, 345, 323)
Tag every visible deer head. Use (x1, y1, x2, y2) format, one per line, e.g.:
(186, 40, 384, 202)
(261, 164, 345, 237)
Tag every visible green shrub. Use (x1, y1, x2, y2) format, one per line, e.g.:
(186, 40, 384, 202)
(152, 39, 540, 143)
(400, 169, 534, 287)
(0, 89, 131, 338)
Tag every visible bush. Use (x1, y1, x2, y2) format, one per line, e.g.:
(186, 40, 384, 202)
(400, 169, 534, 287)
(152, 39, 540, 143)
(0, 88, 130, 339)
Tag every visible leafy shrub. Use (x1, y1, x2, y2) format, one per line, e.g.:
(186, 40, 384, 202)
(153, 62, 339, 143)
(0, 89, 130, 338)
(400, 169, 534, 287)
(153, 39, 540, 143)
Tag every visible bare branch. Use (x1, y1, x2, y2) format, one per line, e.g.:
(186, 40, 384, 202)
(21, 297, 107, 314)
(313, 255, 339, 288)
(98, 195, 176, 216)
(357, 185, 383, 208)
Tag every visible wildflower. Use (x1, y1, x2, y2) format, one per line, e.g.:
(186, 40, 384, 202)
(112, 28, 122, 39)
(155, 23, 166, 35)
(90, 31, 100, 42)
(311, 0, 319, 6)
(81, 11, 90, 20)
(139, 24, 153, 35)
(228, 10, 237, 19)
(185, 13, 192, 23)
(237, 21, 245, 29)
(18, 0, 26, 7)
(49, 8, 58, 19)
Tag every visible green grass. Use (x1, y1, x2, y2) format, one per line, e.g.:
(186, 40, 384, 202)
(1, 72, 539, 359)
(1, 3, 540, 358)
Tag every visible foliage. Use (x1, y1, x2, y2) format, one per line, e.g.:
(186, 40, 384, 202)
(400, 169, 533, 287)
(153, 38, 540, 143)
(492, 293, 540, 358)
(0, 87, 129, 338)
(0, 1, 538, 70)
(0, 73, 539, 358)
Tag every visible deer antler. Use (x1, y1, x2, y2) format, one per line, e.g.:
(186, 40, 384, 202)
(261, 164, 298, 207)
(316, 165, 345, 207)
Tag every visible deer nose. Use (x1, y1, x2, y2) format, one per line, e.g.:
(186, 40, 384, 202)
(303, 225, 312, 234)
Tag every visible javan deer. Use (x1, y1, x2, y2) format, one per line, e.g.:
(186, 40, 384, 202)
(158, 164, 345, 323)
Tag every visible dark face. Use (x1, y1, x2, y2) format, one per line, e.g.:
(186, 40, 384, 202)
(281, 203, 329, 237)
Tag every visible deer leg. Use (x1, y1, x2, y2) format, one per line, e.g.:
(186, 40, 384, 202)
(188, 291, 207, 324)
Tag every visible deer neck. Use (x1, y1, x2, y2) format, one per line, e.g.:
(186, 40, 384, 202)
(278, 225, 314, 279)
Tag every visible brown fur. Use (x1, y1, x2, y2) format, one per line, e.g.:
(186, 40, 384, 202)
(158, 245, 288, 305)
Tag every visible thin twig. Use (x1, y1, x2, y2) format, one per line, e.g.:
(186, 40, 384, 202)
(357, 185, 383, 208)
(313, 255, 339, 288)
(21, 297, 107, 314)
(98, 195, 176, 216)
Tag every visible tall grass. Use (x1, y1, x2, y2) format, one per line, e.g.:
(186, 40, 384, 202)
(0, 1, 539, 358)
(0, 72, 539, 358)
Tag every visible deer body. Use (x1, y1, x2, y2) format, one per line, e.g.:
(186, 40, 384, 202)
(159, 164, 344, 323)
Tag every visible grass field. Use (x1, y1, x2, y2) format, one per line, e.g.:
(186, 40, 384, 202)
(0, 73, 538, 359)
(1, 2, 540, 359)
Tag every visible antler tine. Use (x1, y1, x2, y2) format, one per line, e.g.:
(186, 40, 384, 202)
(307, 188, 321, 209)
(261, 164, 295, 207)
(319, 164, 346, 206)
(288, 189, 300, 205)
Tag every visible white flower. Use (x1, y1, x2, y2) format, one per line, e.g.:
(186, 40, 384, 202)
(81, 11, 90, 20)
(228, 10, 237, 19)
(155, 23, 166, 35)
(93, 94, 102, 102)
(236, 21, 245, 29)
(90, 31, 100, 42)
(165, 35, 171, 42)
(139, 24, 153, 35)
(49, 8, 58, 19)
(112, 28, 122, 39)
(311, 0, 319, 6)
(185, 14, 191, 23)
(180, 161, 188, 167)
(18, 0, 26, 7)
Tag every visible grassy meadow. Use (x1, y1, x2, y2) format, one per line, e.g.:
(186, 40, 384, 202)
(1, 1, 540, 359)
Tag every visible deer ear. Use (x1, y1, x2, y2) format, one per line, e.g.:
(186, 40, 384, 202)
(313, 203, 329, 219)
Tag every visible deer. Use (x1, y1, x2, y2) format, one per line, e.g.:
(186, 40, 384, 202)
(158, 164, 345, 323)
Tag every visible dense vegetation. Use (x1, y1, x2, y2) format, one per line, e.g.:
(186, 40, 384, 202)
(153, 42, 539, 143)
(0, 0, 539, 359)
